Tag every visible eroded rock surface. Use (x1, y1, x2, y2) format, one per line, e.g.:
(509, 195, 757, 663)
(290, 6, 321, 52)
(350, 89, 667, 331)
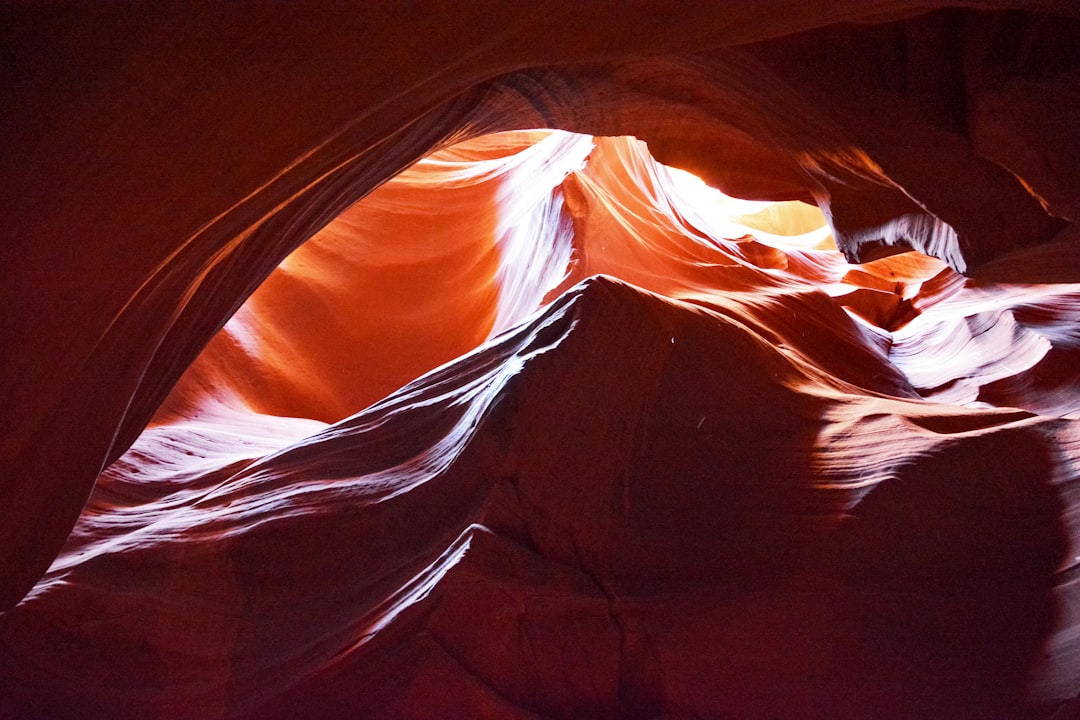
(4, 4, 1080, 718)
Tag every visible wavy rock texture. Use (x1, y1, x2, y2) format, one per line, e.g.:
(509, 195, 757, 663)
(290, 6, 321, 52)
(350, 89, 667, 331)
(3, 4, 1080, 719)
(4, 131, 1080, 719)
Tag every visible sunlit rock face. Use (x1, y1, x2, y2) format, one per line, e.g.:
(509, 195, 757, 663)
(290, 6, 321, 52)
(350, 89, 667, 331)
(4, 4, 1080, 719)
(152, 131, 593, 426)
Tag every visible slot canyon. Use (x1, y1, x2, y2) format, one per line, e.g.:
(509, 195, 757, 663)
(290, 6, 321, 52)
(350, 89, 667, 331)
(4, 4, 1080, 718)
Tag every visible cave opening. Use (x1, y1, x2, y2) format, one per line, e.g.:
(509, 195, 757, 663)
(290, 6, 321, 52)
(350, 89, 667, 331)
(153, 130, 848, 429)
(154, 128, 1080, 437)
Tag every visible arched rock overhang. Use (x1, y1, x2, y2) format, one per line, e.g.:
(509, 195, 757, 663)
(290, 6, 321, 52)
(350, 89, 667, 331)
(1, 1, 1078, 611)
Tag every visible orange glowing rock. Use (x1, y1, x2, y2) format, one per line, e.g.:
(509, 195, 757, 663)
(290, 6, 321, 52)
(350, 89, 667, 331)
(154, 131, 593, 425)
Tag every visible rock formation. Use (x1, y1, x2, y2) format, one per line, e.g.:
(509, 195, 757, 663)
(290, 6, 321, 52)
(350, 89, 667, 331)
(3, 4, 1080, 718)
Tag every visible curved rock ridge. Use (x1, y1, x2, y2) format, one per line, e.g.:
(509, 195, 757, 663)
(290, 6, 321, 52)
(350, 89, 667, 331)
(4, 131, 1080, 718)
(2, 275, 1075, 719)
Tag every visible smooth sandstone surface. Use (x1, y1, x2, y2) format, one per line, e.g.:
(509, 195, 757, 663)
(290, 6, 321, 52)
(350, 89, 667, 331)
(3, 4, 1080, 718)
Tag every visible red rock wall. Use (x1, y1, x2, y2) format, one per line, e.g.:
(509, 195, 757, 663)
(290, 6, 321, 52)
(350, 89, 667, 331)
(3, 4, 1080, 718)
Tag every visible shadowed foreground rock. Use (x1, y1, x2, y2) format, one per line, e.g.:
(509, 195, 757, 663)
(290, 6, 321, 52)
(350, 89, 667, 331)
(4, 272, 1074, 719)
